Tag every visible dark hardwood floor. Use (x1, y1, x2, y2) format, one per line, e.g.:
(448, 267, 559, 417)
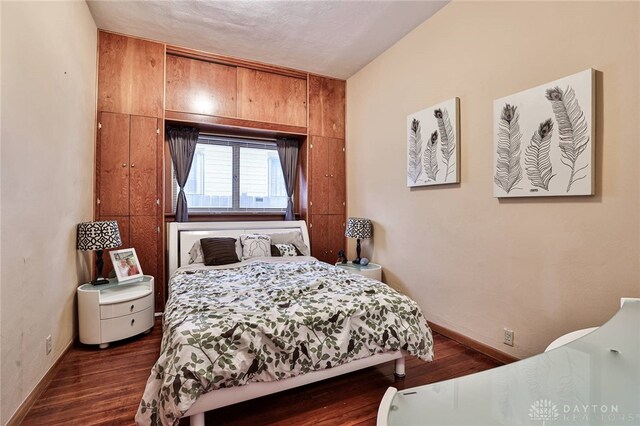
(23, 319, 502, 425)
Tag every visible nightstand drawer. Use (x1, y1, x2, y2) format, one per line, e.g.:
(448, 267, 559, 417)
(101, 307, 153, 343)
(100, 292, 153, 319)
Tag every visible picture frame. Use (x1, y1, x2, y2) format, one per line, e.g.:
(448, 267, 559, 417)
(109, 248, 143, 282)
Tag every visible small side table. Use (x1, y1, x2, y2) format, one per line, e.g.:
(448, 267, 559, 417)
(335, 261, 382, 281)
(78, 276, 154, 348)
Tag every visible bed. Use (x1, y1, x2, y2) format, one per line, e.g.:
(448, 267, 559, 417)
(136, 221, 433, 426)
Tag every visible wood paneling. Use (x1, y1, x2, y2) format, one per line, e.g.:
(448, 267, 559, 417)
(98, 31, 165, 118)
(166, 55, 237, 117)
(310, 214, 329, 262)
(22, 323, 501, 426)
(309, 75, 346, 138)
(309, 136, 330, 214)
(309, 136, 345, 215)
(130, 216, 160, 311)
(328, 139, 346, 214)
(328, 214, 346, 260)
(165, 110, 307, 136)
(98, 112, 130, 217)
(237, 67, 307, 127)
(130, 116, 158, 216)
(166, 45, 308, 79)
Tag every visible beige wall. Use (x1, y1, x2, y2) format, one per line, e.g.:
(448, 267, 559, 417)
(0, 1, 96, 422)
(347, 1, 640, 358)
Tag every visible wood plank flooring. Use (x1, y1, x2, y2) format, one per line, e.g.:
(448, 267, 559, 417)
(22, 319, 501, 425)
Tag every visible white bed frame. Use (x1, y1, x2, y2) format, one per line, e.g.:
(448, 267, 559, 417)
(166, 221, 406, 426)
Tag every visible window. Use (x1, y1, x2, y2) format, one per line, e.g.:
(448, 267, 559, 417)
(172, 135, 288, 213)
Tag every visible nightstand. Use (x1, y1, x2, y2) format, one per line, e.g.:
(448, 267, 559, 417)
(335, 261, 382, 281)
(77, 275, 154, 348)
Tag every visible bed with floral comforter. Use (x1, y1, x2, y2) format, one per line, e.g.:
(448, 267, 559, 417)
(136, 257, 433, 425)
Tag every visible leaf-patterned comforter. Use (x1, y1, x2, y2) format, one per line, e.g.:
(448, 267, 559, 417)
(136, 258, 433, 425)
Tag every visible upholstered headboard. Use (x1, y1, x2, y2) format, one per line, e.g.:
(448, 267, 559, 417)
(167, 220, 311, 275)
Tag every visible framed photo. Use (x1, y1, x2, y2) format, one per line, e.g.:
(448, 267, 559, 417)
(109, 248, 143, 282)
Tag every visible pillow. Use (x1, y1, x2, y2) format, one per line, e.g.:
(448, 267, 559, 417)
(200, 238, 240, 266)
(240, 234, 271, 260)
(270, 243, 301, 257)
(189, 238, 242, 264)
(270, 231, 309, 256)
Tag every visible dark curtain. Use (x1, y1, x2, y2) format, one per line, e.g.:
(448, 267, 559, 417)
(275, 138, 300, 221)
(167, 125, 199, 222)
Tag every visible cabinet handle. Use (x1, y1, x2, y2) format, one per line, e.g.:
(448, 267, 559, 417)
(131, 319, 135, 326)
(330, 174, 334, 177)
(131, 163, 135, 168)
(324, 174, 329, 177)
(122, 163, 127, 167)
(130, 304, 135, 312)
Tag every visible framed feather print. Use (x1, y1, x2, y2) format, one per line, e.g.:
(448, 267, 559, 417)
(407, 97, 460, 187)
(493, 69, 595, 197)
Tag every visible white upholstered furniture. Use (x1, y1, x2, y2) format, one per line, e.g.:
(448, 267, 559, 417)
(166, 221, 405, 426)
(77, 276, 154, 348)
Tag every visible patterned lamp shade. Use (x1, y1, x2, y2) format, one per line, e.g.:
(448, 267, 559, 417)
(345, 217, 373, 239)
(77, 221, 122, 251)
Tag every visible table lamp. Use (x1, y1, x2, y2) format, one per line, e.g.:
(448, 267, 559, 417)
(77, 221, 122, 285)
(345, 217, 373, 264)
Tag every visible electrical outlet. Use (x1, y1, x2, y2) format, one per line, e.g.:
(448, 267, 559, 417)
(503, 328, 514, 347)
(46, 335, 52, 355)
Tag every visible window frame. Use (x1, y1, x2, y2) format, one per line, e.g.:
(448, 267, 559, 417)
(170, 134, 288, 215)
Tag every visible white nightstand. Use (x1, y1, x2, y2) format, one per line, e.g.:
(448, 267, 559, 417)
(77, 275, 154, 348)
(335, 261, 382, 281)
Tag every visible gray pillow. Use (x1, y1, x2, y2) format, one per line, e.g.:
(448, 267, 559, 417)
(270, 231, 309, 256)
(240, 234, 272, 260)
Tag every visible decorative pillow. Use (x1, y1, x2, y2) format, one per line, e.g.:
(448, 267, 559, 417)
(200, 238, 240, 266)
(240, 234, 271, 260)
(189, 238, 242, 264)
(270, 244, 303, 257)
(275, 243, 298, 257)
(270, 231, 309, 256)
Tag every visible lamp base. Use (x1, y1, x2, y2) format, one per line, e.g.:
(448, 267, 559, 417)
(353, 258, 362, 265)
(91, 278, 110, 285)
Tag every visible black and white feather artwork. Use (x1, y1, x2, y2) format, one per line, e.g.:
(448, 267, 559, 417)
(423, 130, 439, 181)
(525, 119, 555, 190)
(407, 98, 460, 187)
(434, 108, 456, 181)
(407, 118, 423, 184)
(494, 104, 523, 194)
(493, 69, 593, 197)
(545, 86, 590, 192)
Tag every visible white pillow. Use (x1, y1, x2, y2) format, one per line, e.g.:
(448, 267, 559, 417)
(240, 234, 272, 260)
(188, 239, 242, 264)
(270, 231, 309, 256)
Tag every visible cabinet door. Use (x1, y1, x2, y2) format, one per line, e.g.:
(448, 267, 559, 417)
(98, 216, 129, 279)
(237, 68, 307, 127)
(309, 136, 329, 214)
(308, 75, 345, 138)
(327, 215, 346, 260)
(130, 116, 158, 216)
(328, 139, 346, 214)
(130, 216, 159, 308)
(166, 55, 237, 117)
(98, 112, 130, 216)
(310, 214, 329, 262)
(98, 31, 165, 118)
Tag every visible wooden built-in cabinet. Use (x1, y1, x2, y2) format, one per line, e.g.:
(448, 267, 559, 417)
(96, 112, 163, 312)
(307, 77, 347, 264)
(166, 55, 237, 117)
(237, 68, 307, 127)
(94, 30, 348, 310)
(98, 32, 165, 118)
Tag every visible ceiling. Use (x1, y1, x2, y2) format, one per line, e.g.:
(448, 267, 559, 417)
(86, 0, 448, 79)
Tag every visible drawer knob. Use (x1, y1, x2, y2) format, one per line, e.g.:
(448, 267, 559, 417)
(131, 319, 135, 326)
(130, 304, 135, 312)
